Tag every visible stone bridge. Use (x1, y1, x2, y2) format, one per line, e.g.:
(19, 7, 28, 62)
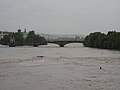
(48, 40, 83, 47)
(47, 36, 84, 47)
(7, 35, 84, 47)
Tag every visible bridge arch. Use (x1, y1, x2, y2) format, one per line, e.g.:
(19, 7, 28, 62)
(48, 41, 83, 47)
(47, 36, 84, 47)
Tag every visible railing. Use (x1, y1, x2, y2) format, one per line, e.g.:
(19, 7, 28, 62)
(47, 37, 84, 42)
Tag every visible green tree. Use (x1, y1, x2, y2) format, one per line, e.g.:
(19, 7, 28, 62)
(83, 31, 120, 50)
(25, 31, 47, 45)
(26, 31, 36, 43)
(14, 29, 24, 43)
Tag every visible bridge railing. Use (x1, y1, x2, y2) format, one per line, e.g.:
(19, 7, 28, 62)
(47, 37, 84, 42)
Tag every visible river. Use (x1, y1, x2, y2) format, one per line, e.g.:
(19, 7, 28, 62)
(0, 43, 120, 90)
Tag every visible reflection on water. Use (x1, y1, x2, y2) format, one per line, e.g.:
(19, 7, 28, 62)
(0, 43, 120, 60)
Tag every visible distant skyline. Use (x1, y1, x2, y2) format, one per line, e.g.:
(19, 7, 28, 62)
(0, 0, 120, 35)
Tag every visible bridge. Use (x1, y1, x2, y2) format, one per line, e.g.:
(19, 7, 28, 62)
(47, 36, 84, 47)
(6, 35, 85, 47)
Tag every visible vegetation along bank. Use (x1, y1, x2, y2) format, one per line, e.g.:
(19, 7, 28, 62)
(83, 31, 120, 50)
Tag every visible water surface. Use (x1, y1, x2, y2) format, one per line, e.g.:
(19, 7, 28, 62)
(0, 43, 120, 90)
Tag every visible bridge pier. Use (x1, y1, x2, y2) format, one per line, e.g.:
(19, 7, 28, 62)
(33, 43, 39, 47)
(59, 44, 64, 47)
(9, 43, 16, 47)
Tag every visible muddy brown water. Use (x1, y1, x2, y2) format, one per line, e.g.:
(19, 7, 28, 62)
(0, 43, 120, 90)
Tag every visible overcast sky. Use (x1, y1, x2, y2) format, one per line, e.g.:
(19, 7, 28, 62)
(0, 0, 120, 35)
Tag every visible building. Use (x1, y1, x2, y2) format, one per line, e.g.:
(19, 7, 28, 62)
(0, 31, 10, 40)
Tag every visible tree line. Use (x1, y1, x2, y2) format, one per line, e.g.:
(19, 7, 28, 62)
(83, 31, 120, 50)
(1, 29, 47, 46)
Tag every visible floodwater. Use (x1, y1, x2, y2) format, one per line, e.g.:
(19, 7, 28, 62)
(0, 43, 120, 90)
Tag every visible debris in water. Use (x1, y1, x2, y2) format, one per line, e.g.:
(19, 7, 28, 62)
(106, 61, 108, 63)
(37, 56, 44, 58)
(89, 84, 92, 86)
(19, 59, 22, 62)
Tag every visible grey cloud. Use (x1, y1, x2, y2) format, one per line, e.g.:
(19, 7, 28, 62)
(0, 0, 120, 34)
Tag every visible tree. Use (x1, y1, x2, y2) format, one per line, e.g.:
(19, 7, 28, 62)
(1, 30, 47, 46)
(83, 32, 106, 48)
(25, 31, 36, 43)
(83, 31, 120, 50)
(25, 31, 47, 45)
(14, 29, 24, 44)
